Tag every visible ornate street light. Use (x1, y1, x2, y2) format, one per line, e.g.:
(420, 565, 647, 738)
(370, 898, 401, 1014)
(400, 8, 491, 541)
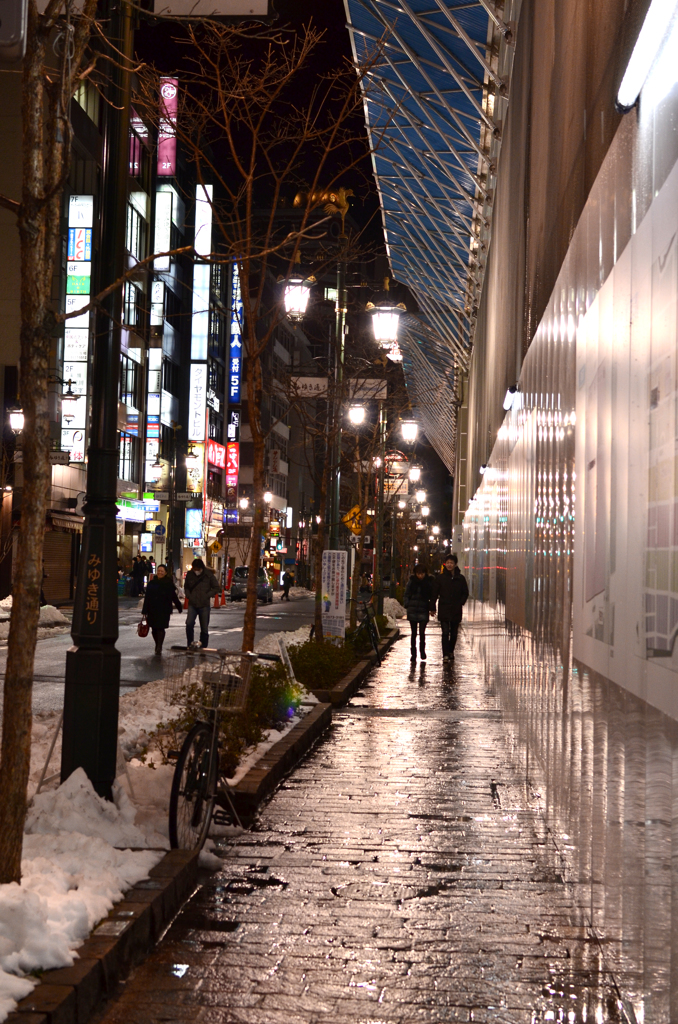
(239, 496, 249, 510)
(415, 488, 426, 503)
(432, 525, 440, 535)
(149, 457, 163, 482)
(185, 444, 199, 463)
(284, 272, 314, 321)
(366, 301, 406, 349)
(408, 465, 421, 482)
(263, 490, 273, 504)
(421, 504, 430, 517)
(401, 420, 418, 442)
(398, 499, 406, 510)
(8, 407, 24, 433)
(348, 404, 365, 425)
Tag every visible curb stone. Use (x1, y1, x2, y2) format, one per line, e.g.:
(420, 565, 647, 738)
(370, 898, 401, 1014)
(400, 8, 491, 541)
(8, 848, 199, 1024)
(6, 627, 398, 1024)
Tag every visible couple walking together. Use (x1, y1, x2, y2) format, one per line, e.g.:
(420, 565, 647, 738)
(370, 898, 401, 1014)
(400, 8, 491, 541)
(142, 558, 220, 655)
(404, 553, 468, 663)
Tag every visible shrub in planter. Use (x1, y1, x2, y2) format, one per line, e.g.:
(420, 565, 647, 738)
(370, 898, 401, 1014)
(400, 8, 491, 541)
(287, 638, 357, 690)
(150, 660, 304, 777)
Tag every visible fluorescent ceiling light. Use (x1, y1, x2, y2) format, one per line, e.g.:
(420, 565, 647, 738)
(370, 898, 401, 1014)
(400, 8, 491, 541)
(617, 0, 678, 111)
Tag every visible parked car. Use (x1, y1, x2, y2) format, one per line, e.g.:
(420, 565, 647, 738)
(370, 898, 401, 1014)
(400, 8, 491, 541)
(229, 566, 274, 603)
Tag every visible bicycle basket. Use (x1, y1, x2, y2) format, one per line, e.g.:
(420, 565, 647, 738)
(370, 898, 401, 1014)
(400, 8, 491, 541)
(163, 650, 253, 714)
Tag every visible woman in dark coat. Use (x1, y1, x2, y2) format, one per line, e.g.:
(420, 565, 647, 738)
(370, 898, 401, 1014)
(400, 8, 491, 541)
(403, 562, 434, 661)
(142, 564, 183, 655)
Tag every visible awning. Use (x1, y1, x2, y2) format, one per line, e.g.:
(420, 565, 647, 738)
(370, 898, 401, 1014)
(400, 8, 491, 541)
(48, 513, 84, 533)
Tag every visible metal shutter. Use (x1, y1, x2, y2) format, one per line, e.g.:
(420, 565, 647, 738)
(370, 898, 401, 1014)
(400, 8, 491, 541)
(43, 531, 73, 605)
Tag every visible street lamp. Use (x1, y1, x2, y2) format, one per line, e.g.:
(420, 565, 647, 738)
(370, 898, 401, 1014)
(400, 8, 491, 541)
(149, 457, 163, 482)
(432, 525, 440, 535)
(401, 420, 418, 442)
(367, 301, 406, 349)
(284, 272, 314, 321)
(8, 407, 24, 433)
(421, 505, 430, 517)
(263, 490, 273, 504)
(415, 489, 426, 503)
(348, 404, 365, 425)
(408, 465, 421, 483)
(398, 499, 406, 510)
(185, 444, 199, 463)
(239, 497, 250, 511)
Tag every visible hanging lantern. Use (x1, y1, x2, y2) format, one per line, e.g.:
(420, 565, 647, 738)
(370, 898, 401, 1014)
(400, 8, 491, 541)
(367, 301, 406, 348)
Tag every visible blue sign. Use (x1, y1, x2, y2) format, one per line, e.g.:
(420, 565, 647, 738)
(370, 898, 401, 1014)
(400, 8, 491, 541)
(67, 227, 92, 261)
(229, 263, 242, 404)
(224, 509, 238, 525)
(185, 507, 203, 539)
(155, 524, 166, 537)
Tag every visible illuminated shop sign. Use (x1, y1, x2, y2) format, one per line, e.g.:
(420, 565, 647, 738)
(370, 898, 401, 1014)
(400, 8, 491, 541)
(185, 507, 203, 539)
(157, 78, 178, 177)
(186, 444, 204, 493)
(229, 263, 242, 403)
(188, 362, 207, 441)
(227, 409, 240, 442)
(68, 228, 92, 261)
(207, 439, 226, 468)
(226, 442, 239, 488)
(61, 195, 93, 463)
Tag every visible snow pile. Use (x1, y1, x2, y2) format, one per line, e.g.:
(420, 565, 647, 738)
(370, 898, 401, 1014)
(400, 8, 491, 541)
(0, 597, 69, 626)
(253, 625, 312, 654)
(26, 768, 166, 849)
(383, 597, 406, 619)
(0, 769, 163, 1021)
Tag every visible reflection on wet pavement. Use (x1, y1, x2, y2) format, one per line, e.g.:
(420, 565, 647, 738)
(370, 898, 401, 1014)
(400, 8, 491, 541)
(96, 618, 641, 1024)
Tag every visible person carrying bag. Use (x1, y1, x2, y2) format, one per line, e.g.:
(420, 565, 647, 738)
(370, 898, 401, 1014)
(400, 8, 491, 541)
(141, 564, 183, 656)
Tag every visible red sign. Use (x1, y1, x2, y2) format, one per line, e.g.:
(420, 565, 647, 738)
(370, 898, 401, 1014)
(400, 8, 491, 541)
(226, 442, 239, 488)
(207, 439, 226, 468)
(158, 78, 178, 176)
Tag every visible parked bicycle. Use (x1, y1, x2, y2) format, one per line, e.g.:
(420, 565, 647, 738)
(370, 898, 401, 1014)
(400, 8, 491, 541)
(345, 598, 382, 665)
(165, 645, 281, 850)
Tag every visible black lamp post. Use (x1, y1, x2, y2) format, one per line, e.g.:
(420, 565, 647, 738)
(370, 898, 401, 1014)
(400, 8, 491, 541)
(60, 0, 133, 798)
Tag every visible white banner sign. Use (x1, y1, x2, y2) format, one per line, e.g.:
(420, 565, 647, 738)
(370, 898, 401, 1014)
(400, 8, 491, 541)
(321, 549, 347, 638)
(188, 363, 207, 441)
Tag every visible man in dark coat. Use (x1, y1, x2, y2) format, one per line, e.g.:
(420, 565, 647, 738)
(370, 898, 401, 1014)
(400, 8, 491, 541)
(281, 570, 293, 601)
(430, 553, 469, 662)
(131, 555, 146, 597)
(403, 562, 434, 661)
(184, 557, 220, 648)
(142, 564, 183, 655)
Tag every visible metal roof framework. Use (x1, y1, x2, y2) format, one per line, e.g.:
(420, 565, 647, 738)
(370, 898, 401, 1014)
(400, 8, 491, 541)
(344, 0, 513, 473)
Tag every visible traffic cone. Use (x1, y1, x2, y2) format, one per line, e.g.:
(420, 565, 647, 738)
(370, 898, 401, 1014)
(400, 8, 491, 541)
(214, 591, 220, 608)
(221, 589, 226, 605)
(183, 595, 188, 610)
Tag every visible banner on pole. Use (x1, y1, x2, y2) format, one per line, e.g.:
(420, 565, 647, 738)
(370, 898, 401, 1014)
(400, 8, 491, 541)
(321, 550, 347, 638)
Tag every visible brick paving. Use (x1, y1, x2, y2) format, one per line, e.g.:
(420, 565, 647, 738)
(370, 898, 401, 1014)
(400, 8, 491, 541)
(95, 623, 622, 1024)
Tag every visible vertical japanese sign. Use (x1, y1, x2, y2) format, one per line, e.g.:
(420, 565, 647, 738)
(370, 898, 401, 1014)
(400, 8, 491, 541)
(321, 550, 347, 638)
(86, 552, 101, 624)
(61, 194, 93, 462)
(188, 363, 207, 441)
(157, 78, 178, 176)
(229, 263, 242, 404)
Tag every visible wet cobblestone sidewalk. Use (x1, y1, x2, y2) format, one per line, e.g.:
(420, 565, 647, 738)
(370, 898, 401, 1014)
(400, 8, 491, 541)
(97, 623, 624, 1024)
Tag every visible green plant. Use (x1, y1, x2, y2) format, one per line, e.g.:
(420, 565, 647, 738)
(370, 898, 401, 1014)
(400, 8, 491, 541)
(375, 614, 389, 634)
(287, 638, 357, 689)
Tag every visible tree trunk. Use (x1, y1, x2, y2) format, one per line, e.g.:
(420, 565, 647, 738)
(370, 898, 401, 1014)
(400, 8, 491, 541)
(0, 8, 61, 883)
(241, 341, 265, 653)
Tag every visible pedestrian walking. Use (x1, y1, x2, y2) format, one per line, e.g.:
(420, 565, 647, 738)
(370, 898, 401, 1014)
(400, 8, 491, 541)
(281, 570, 293, 601)
(131, 555, 146, 597)
(430, 552, 469, 662)
(403, 562, 433, 661)
(184, 557, 220, 648)
(142, 564, 183, 655)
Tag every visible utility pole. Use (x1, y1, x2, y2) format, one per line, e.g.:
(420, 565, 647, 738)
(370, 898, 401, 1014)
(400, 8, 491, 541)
(375, 401, 386, 616)
(61, 0, 133, 798)
(328, 238, 347, 549)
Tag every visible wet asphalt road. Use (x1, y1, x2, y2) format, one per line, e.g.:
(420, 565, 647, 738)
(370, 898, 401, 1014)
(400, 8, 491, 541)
(94, 622, 623, 1024)
(0, 593, 315, 715)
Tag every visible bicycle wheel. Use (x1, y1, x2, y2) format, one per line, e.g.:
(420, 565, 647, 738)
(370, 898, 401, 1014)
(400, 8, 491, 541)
(368, 621, 381, 664)
(169, 722, 217, 850)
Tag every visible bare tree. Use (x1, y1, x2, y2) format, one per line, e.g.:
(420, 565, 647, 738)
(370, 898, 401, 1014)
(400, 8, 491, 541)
(137, 22, 380, 652)
(0, 0, 103, 883)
